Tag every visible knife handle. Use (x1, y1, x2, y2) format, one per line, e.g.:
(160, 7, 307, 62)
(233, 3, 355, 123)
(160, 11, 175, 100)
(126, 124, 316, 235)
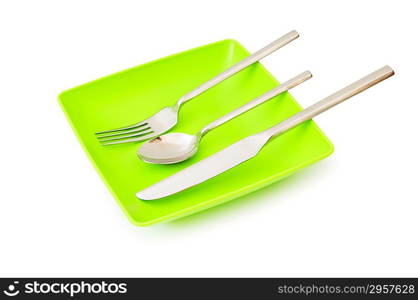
(263, 65, 394, 139)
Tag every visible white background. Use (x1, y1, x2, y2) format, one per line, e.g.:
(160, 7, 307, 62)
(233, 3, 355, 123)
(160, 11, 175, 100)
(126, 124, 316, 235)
(1, 0, 417, 277)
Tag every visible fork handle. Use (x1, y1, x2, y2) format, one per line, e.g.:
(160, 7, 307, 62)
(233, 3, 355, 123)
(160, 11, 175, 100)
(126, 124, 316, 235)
(199, 71, 312, 137)
(263, 66, 395, 140)
(176, 30, 299, 108)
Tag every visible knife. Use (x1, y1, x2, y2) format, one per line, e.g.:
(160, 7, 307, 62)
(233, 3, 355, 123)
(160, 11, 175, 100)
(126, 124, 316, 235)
(137, 66, 394, 200)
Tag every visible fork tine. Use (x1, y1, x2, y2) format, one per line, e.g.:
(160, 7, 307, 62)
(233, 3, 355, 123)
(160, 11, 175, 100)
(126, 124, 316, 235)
(97, 126, 151, 139)
(99, 130, 154, 143)
(101, 133, 156, 146)
(95, 122, 147, 135)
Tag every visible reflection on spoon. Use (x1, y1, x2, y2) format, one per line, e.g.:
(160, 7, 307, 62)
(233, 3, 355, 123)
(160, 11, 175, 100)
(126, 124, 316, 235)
(140, 133, 199, 164)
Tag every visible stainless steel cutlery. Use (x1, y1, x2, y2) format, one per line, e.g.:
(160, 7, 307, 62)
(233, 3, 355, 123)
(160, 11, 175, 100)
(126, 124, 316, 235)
(90, 32, 395, 203)
(138, 71, 312, 164)
(136, 66, 394, 200)
(95, 30, 299, 145)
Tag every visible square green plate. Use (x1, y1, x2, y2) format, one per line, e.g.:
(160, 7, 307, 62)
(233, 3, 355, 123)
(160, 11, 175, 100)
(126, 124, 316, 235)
(59, 39, 334, 226)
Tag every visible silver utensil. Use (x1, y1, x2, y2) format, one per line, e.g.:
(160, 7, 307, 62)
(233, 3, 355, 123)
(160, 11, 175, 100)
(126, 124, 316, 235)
(137, 66, 394, 200)
(96, 30, 299, 145)
(138, 71, 312, 164)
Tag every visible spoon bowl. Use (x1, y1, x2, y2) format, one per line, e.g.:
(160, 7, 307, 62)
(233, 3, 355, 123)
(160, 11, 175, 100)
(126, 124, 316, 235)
(138, 133, 199, 164)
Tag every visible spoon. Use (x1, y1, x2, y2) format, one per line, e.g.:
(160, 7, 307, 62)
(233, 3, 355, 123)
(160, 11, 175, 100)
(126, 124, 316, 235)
(138, 71, 312, 164)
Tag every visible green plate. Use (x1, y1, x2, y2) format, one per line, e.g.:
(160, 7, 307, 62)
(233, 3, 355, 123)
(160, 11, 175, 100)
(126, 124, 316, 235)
(59, 39, 334, 226)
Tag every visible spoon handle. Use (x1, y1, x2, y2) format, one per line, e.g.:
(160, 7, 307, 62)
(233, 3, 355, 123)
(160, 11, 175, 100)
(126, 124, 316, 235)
(199, 71, 312, 137)
(263, 65, 394, 140)
(176, 30, 299, 108)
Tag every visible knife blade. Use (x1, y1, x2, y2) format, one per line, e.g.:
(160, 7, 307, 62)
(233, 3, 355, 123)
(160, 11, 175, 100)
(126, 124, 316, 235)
(136, 134, 271, 200)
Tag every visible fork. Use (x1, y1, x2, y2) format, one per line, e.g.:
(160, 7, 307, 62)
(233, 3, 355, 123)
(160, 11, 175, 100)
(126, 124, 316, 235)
(96, 30, 299, 145)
